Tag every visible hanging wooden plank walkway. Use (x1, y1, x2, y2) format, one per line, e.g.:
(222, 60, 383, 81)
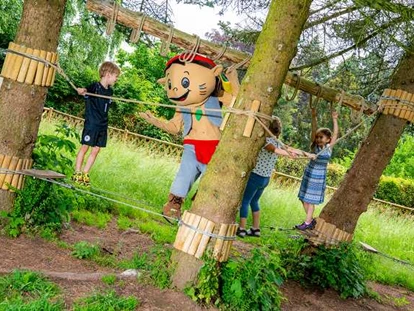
(86, 0, 377, 114)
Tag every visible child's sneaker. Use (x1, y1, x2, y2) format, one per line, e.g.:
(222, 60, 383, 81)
(71, 171, 83, 184)
(81, 172, 90, 187)
(295, 221, 314, 231)
(236, 228, 247, 238)
(246, 228, 261, 237)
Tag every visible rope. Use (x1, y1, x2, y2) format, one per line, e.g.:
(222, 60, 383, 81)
(178, 35, 201, 63)
(285, 73, 300, 101)
(212, 45, 227, 61)
(159, 25, 174, 56)
(179, 219, 236, 241)
(130, 15, 146, 43)
(0, 168, 178, 223)
(350, 95, 367, 124)
(0, 47, 369, 162)
(106, 2, 120, 35)
(0, 168, 236, 241)
(227, 56, 251, 72)
(309, 84, 322, 109)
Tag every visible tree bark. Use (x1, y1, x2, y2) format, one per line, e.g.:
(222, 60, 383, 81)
(0, 0, 67, 211)
(319, 51, 413, 233)
(171, 0, 312, 289)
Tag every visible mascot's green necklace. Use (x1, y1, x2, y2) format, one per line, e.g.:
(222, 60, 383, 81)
(195, 107, 203, 121)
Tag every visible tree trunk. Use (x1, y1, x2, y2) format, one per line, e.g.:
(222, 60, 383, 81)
(0, 0, 67, 211)
(319, 51, 413, 232)
(172, 0, 312, 289)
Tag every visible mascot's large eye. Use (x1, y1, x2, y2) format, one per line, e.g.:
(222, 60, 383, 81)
(168, 79, 172, 90)
(181, 77, 190, 88)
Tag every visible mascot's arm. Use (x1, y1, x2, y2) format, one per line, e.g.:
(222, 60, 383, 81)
(139, 110, 182, 135)
(219, 68, 240, 107)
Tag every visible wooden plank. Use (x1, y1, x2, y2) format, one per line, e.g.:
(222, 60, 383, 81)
(1, 42, 14, 78)
(0, 155, 12, 187)
(174, 211, 194, 251)
(182, 214, 202, 253)
(34, 50, 46, 86)
(86, 0, 377, 115)
(46, 53, 57, 86)
(17, 47, 34, 83)
(220, 96, 236, 131)
(242, 100, 260, 137)
(195, 220, 215, 259)
(9, 45, 26, 81)
(389, 89, 401, 116)
(213, 224, 228, 261)
(50, 54, 58, 87)
(173, 211, 188, 251)
(220, 224, 237, 262)
(2, 42, 18, 79)
(42, 52, 52, 86)
(25, 49, 40, 84)
(10, 158, 23, 190)
(19, 169, 66, 179)
(2, 156, 19, 190)
(188, 217, 208, 256)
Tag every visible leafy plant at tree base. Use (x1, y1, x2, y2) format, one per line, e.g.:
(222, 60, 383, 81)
(0, 123, 79, 237)
(221, 248, 285, 311)
(32, 122, 79, 176)
(186, 248, 285, 310)
(281, 241, 367, 299)
(185, 251, 221, 306)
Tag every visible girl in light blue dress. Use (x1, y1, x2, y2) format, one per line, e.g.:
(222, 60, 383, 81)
(296, 110, 339, 231)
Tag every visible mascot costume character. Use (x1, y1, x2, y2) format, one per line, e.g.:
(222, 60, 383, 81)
(140, 53, 238, 222)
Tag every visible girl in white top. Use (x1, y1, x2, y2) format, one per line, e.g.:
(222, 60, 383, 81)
(237, 117, 301, 238)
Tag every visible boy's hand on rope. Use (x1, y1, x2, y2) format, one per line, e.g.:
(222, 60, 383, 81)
(76, 88, 87, 96)
(332, 111, 339, 119)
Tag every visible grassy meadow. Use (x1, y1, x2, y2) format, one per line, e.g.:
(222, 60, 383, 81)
(40, 120, 414, 291)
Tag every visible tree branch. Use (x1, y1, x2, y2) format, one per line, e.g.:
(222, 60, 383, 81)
(291, 16, 403, 71)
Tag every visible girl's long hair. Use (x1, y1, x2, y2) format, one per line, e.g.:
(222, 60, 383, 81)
(310, 127, 332, 152)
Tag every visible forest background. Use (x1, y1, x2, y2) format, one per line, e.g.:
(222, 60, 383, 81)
(1, 0, 413, 206)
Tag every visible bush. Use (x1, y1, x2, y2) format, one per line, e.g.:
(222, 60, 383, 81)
(375, 176, 414, 208)
(221, 248, 285, 310)
(186, 248, 285, 310)
(281, 241, 367, 299)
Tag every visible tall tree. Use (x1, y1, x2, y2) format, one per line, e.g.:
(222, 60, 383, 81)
(319, 50, 412, 232)
(172, 0, 313, 289)
(0, 0, 67, 210)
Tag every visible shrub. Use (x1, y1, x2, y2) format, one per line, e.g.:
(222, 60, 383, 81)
(375, 176, 414, 208)
(186, 248, 285, 310)
(281, 241, 367, 299)
(220, 248, 285, 310)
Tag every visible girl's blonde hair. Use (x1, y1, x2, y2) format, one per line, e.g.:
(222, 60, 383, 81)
(99, 61, 121, 78)
(311, 127, 332, 151)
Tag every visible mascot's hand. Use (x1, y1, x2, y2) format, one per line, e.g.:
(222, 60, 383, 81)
(139, 111, 155, 123)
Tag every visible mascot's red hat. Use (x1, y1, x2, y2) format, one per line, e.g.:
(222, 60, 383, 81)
(165, 53, 217, 70)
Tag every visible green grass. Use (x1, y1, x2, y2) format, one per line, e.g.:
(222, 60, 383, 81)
(0, 270, 63, 310)
(38, 120, 414, 292)
(73, 290, 139, 311)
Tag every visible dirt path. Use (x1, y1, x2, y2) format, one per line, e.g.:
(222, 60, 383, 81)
(0, 222, 413, 310)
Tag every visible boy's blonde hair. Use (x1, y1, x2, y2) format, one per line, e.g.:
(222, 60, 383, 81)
(99, 61, 121, 78)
